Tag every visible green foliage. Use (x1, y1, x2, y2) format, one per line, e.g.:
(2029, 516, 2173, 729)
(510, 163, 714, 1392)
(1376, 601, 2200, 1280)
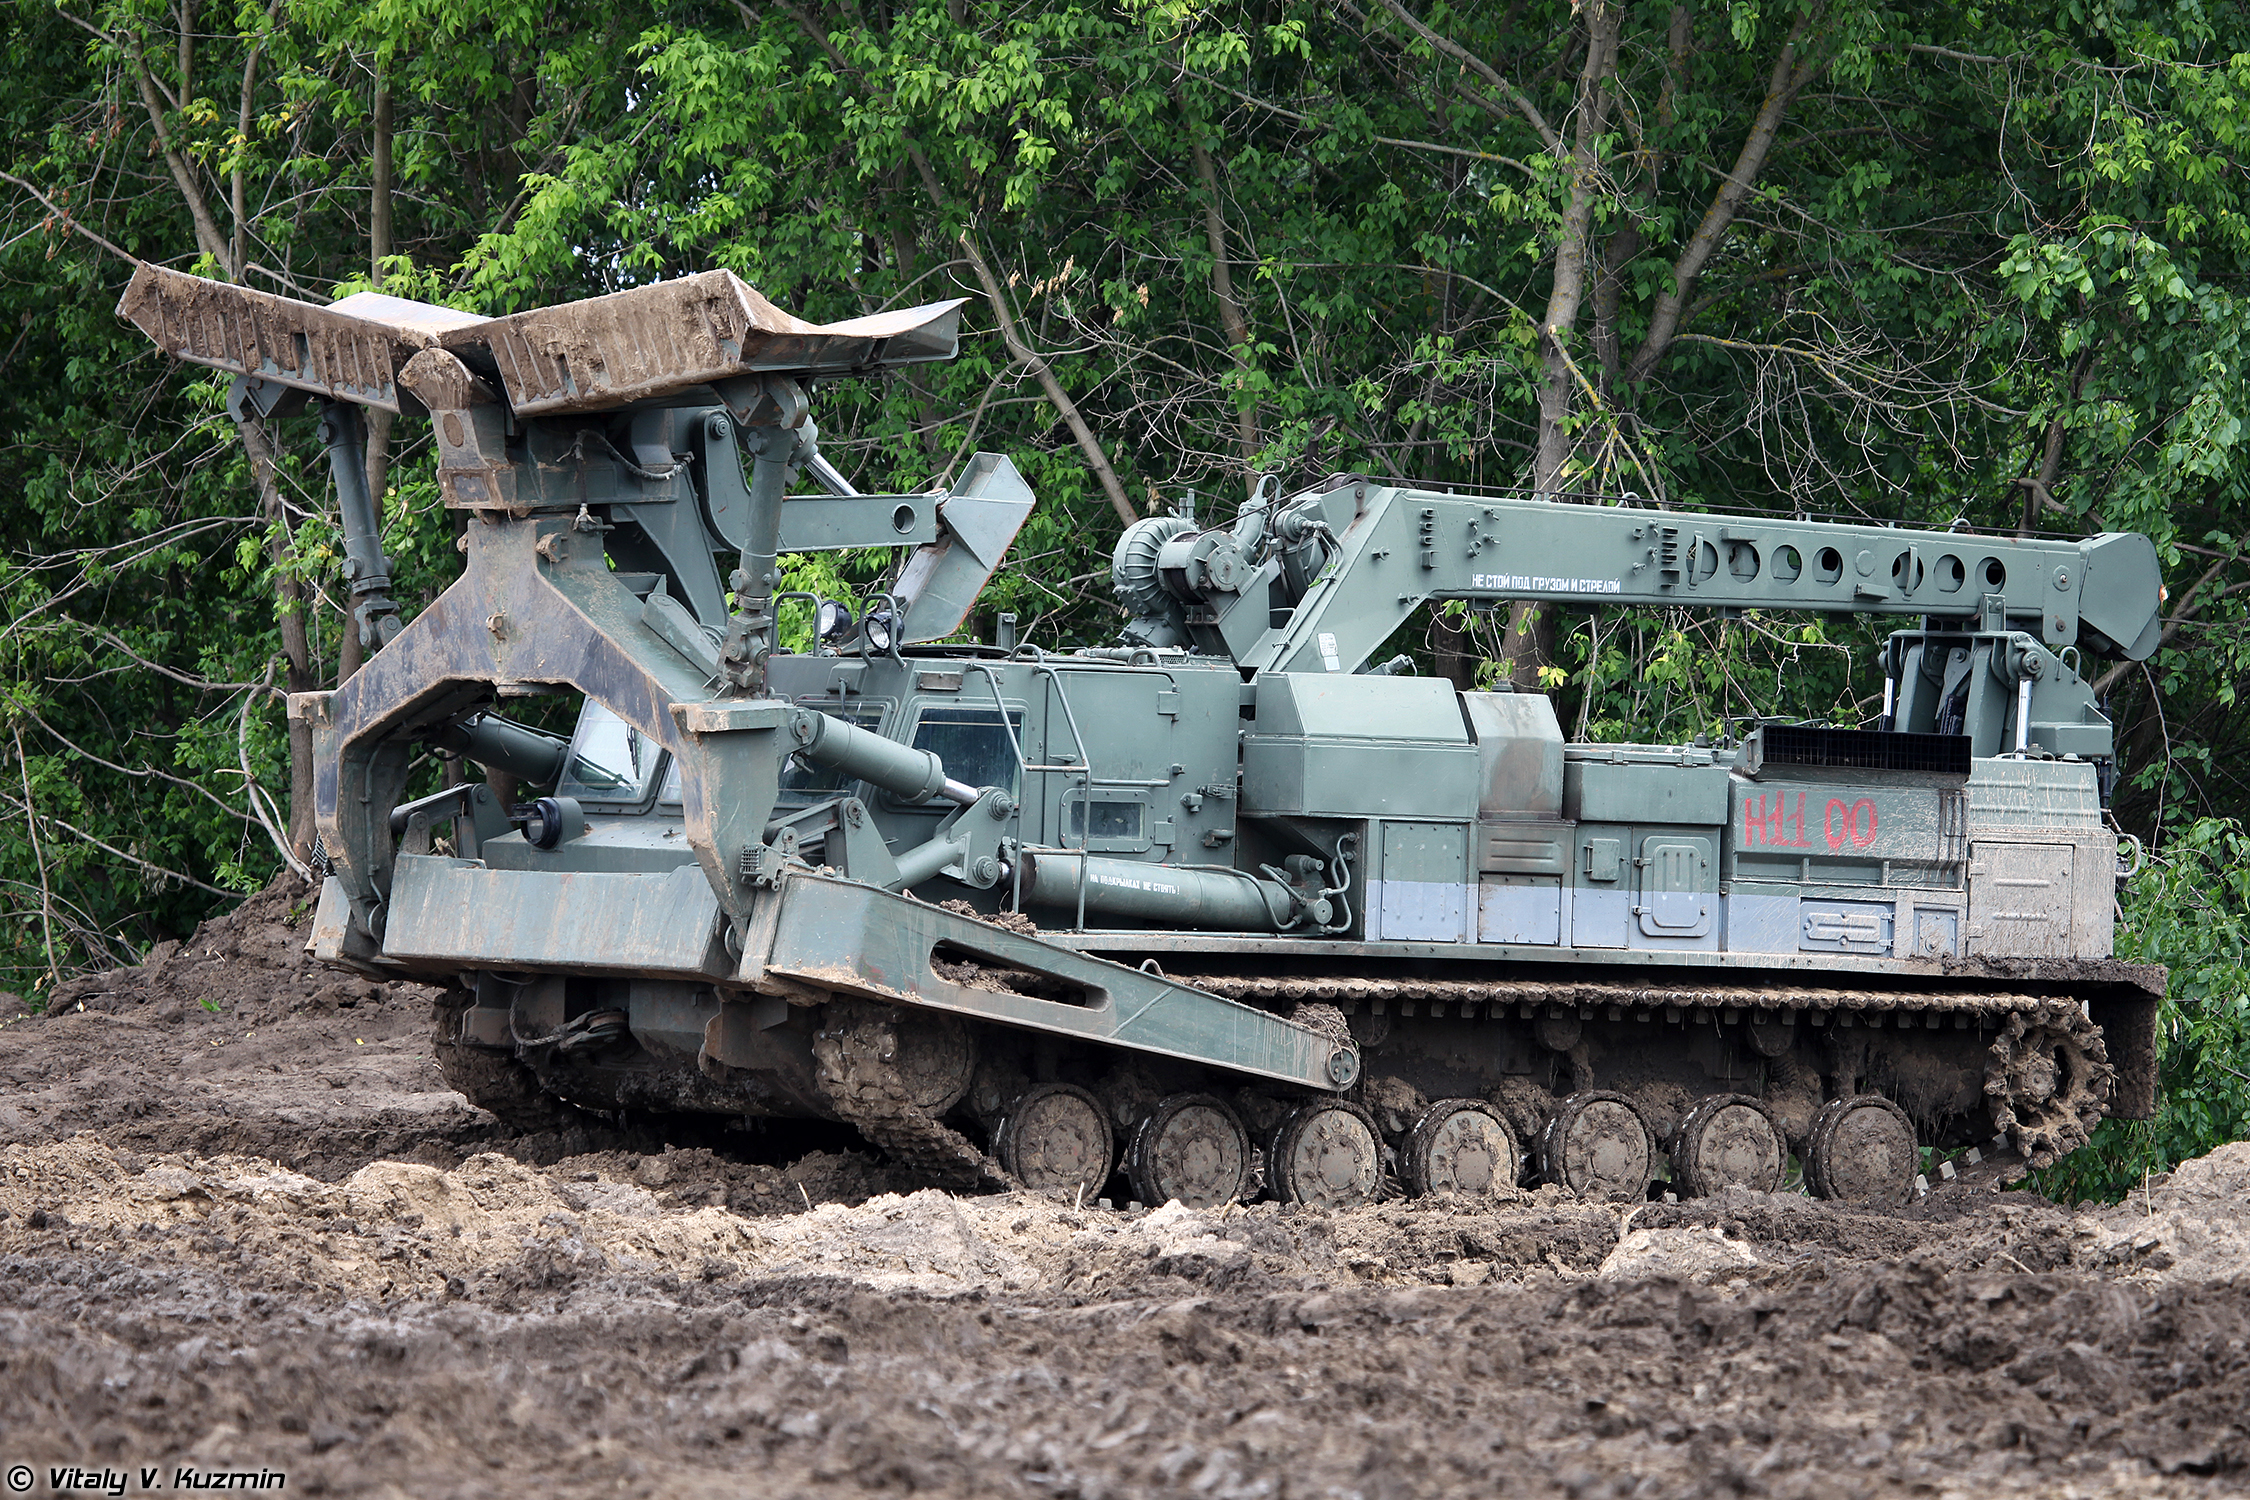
(0, 0, 2246, 1168)
(2037, 819, 2250, 1202)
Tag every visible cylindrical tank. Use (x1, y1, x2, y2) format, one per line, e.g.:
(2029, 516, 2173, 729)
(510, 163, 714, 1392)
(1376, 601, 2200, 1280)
(433, 713, 570, 785)
(1019, 851, 1322, 931)
(788, 707, 975, 805)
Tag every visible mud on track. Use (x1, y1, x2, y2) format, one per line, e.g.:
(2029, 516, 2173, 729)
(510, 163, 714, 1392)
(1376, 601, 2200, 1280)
(1, 878, 2246, 1499)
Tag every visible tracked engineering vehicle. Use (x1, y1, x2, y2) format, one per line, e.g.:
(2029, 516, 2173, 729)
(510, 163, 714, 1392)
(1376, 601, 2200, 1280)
(124, 265, 2167, 1210)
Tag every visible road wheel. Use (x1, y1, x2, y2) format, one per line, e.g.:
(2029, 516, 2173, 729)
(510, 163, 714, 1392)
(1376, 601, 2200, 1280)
(1805, 1094, 1917, 1207)
(1126, 1093, 1252, 1209)
(1268, 1101, 1383, 1209)
(1672, 1094, 1788, 1197)
(994, 1083, 1113, 1201)
(1404, 1099, 1520, 1198)
(1538, 1090, 1655, 1201)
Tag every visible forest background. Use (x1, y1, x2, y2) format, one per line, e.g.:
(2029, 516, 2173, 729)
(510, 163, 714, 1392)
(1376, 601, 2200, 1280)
(3, 0, 2248, 1195)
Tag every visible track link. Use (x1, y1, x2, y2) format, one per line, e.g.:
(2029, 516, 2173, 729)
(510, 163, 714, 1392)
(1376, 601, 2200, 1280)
(1169, 971, 2113, 1160)
(812, 999, 1019, 1192)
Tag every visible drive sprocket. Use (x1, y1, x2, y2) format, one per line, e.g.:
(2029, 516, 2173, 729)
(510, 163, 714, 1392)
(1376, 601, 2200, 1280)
(1984, 1001, 2116, 1169)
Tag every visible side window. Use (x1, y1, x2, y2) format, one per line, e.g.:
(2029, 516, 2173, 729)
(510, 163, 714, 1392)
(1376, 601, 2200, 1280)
(1067, 798, 1146, 842)
(559, 700, 662, 806)
(1061, 789, 1153, 853)
(905, 705, 1024, 799)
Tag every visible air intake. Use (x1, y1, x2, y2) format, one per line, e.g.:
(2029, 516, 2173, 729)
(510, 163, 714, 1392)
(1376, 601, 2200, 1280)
(1739, 724, 1971, 781)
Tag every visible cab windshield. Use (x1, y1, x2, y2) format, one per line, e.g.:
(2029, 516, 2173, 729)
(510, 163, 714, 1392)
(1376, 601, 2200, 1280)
(558, 700, 663, 805)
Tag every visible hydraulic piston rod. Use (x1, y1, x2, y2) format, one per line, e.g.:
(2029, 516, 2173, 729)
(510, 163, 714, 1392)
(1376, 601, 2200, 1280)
(787, 707, 978, 806)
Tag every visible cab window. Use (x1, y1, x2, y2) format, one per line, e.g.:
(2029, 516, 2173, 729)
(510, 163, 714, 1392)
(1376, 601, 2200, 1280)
(906, 705, 1023, 798)
(559, 700, 662, 806)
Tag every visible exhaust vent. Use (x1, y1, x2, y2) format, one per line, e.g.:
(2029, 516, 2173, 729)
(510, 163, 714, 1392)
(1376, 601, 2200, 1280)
(1740, 725, 1971, 781)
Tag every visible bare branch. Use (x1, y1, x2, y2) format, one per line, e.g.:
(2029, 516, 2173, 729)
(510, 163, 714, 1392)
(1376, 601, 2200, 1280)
(1372, 0, 1563, 155)
(0, 171, 142, 267)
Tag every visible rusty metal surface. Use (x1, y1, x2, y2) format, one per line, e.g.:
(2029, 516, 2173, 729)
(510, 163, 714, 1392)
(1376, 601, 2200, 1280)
(115, 264, 460, 412)
(119, 266, 965, 418)
(444, 271, 967, 416)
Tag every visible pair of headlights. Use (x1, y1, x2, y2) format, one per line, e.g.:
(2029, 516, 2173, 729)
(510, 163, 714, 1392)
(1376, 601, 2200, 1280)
(813, 599, 894, 653)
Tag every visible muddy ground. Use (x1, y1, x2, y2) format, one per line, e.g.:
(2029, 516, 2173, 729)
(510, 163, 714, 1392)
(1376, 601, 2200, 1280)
(0, 880, 2245, 1498)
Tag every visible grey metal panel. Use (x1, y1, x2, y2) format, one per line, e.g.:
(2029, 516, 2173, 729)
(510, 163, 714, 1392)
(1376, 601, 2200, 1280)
(1373, 821, 1470, 942)
(1249, 674, 1470, 741)
(1725, 888, 1798, 954)
(308, 875, 354, 963)
(1966, 758, 2104, 831)
(1372, 879, 1470, 942)
(1799, 899, 1894, 956)
(775, 494, 940, 551)
(1909, 907, 1960, 958)
(1571, 887, 1632, 949)
(1462, 692, 1564, 816)
(894, 454, 1039, 643)
(1477, 820, 1570, 874)
(1967, 842, 2075, 956)
(1478, 876, 1561, 944)
(1636, 833, 1716, 940)
(1242, 740, 1479, 818)
(475, 818, 703, 874)
(382, 856, 727, 975)
(1570, 761, 1731, 825)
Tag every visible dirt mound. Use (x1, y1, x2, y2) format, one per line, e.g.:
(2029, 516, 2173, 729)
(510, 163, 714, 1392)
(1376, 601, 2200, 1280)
(3, 1131, 2249, 1496)
(2, 881, 2248, 1495)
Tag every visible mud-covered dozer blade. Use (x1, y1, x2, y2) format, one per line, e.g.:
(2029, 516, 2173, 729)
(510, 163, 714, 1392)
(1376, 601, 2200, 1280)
(117, 264, 966, 416)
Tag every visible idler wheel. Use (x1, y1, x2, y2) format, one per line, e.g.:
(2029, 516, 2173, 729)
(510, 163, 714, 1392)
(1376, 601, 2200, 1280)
(1538, 1090, 1655, 1200)
(887, 1011, 976, 1115)
(994, 1083, 1113, 1201)
(1672, 1094, 1787, 1197)
(1805, 1094, 1918, 1206)
(1268, 1101, 1383, 1209)
(1126, 1093, 1252, 1208)
(1404, 1099, 1521, 1198)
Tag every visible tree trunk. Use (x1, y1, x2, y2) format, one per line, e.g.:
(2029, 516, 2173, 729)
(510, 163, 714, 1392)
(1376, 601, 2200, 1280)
(343, 66, 396, 686)
(126, 10, 323, 853)
(1502, 0, 1619, 691)
(239, 417, 320, 858)
(1186, 122, 1259, 488)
